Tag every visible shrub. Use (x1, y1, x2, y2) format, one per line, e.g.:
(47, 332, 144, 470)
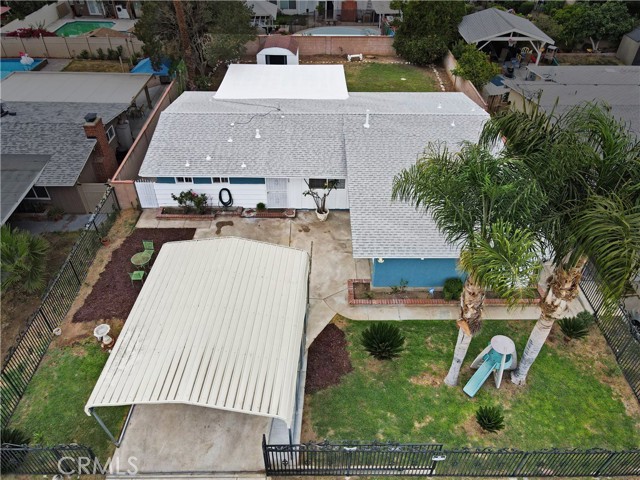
(516, 1, 535, 15)
(451, 47, 501, 88)
(256, 202, 266, 211)
(558, 311, 594, 340)
(361, 323, 405, 360)
(476, 405, 505, 432)
(394, 35, 449, 65)
(171, 190, 208, 214)
(78, 49, 90, 60)
(107, 48, 119, 60)
(46, 206, 65, 221)
(389, 278, 409, 295)
(1, 225, 49, 294)
(130, 54, 140, 65)
(0, 427, 31, 474)
(451, 40, 468, 60)
(96, 48, 106, 60)
(6, 27, 56, 38)
(443, 277, 464, 301)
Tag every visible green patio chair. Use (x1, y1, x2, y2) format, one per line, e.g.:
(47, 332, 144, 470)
(129, 270, 145, 286)
(142, 240, 154, 253)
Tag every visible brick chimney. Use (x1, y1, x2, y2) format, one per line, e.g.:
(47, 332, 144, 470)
(83, 114, 118, 183)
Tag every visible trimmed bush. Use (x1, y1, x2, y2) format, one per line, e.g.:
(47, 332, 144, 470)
(1, 225, 49, 294)
(476, 405, 505, 432)
(361, 323, 405, 360)
(558, 311, 594, 340)
(443, 277, 464, 301)
(256, 202, 266, 211)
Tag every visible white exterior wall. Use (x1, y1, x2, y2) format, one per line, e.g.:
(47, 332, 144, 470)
(287, 178, 349, 210)
(257, 47, 299, 65)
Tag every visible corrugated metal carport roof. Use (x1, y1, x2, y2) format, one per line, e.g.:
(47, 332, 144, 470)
(85, 237, 309, 427)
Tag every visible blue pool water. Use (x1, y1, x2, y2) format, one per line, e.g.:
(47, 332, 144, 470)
(297, 26, 380, 36)
(0, 58, 45, 80)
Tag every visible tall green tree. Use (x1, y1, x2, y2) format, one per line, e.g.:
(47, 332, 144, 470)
(391, 0, 466, 65)
(1, 225, 49, 294)
(392, 143, 543, 386)
(451, 44, 501, 88)
(481, 103, 640, 385)
(553, 1, 635, 51)
(134, 1, 256, 88)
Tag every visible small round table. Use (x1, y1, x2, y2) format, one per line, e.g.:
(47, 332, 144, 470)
(131, 251, 152, 269)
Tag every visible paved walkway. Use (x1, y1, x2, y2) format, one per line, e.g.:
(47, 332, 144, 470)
(11, 213, 91, 233)
(40, 58, 71, 71)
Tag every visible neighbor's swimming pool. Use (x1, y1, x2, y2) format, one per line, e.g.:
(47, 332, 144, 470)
(0, 58, 46, 80)
(296, 26, 380, 36)
(55, 21, 115, 37)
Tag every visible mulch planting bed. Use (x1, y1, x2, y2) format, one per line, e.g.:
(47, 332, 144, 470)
(72, 228, 195, 323)
(306, 324, 353, 393)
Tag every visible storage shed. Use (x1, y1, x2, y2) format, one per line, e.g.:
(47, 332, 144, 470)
(257, 36, 300, 65)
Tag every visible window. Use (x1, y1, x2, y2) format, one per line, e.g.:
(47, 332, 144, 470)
(213, 177, 229, 183)
(176, 177, 193, 183)
(25, 186, 50, 200)
(229, 178, 266, 184)
(308, 179, 345, 189)
(280, 0, 296, 9)
(106, 125, 116, 142)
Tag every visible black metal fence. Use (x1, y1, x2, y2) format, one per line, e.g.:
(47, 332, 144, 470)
(580, 261, 640, 402)
(0, 443, 101, 475)
(263, 439, 640, 477)
(1, 188, 120, 427)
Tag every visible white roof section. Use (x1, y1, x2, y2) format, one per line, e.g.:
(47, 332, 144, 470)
(459, 8, 554, 45)
(248, 0, 277, 18)
(85, 237, 309, 427)
(215, 64, 349, 100)
(0, 72, 152, 104)
(1, 154, 49, 224)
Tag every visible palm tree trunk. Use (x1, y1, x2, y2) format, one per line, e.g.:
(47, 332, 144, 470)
(444, 277, 485, 386)
(173, 0, 197, 91)
(511, 257, 587, 385)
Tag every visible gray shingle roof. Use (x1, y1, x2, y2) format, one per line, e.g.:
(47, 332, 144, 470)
(141, 92, 489, 258)
(459, 8, 554, 45)
(1, 154, 50, 224)
(0, 102, 128, 186)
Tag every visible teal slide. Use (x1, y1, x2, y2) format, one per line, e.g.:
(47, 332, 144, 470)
(463, 350, 513, 398)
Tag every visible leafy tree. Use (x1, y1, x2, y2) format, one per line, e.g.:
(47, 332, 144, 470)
(481, 102, 640, 385)
(134, 1, 256, 89)
(391, 1, 466, 65)
(392, 143, 543, 386)
(1, 1, 55, 23)
(554, 1, 635, 51)
(1, 225, 49, 294)
(451, 44, 500, 88)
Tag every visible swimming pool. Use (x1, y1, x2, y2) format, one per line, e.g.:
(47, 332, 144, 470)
(55, 21, 115, 37)
(0, 58, 46, 80)
(297, 26, 381, 36)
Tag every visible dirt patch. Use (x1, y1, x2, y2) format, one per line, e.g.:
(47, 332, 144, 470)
(1, 230, 80, 361)
(215, 221, 233, 235)
(410, 365, 446, 387)
(413, 415, 434, 430)
(306, 324, 353, 393)
(299, 225, 310, 233)
(71, 228, 195, 324)
(300, 395, 320, 443)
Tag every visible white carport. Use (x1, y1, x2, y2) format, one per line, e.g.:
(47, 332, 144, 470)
(458, 8, 554, 65)
(85, 237, 309, 448)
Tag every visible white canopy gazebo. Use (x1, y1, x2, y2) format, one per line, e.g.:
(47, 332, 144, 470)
(85, 237, 309, 445)
(458, 8, 554, 65)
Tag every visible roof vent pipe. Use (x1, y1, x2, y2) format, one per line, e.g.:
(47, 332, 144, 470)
(255, 129, 261, 139)
(363, 109, 370, 129)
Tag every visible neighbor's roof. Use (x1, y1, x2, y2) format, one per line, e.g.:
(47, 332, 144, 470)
(215, 64, 348, 100)
(371, 1, 401, 15)
(85, 237, 309, 427)
(262, 35, 299, 54)
(0, 72, 152, 104)
(504, 66, 640, 137)
(247, 0, 278, 19)
(625, 26, 640, 43)
(85, 27, 131, 38)
(459, 8, 554, 45)
(0, 102, 127, 186)
(1, 154, 50, 224)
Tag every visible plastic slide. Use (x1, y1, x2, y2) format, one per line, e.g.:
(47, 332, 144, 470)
(463, 350, 512, 398)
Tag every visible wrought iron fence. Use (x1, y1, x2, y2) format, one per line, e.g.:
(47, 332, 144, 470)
(0, 443, 100, 475)
(1, 187, 120, 427)
(580, 261, 640, 402)
(263, 439, 640, 477)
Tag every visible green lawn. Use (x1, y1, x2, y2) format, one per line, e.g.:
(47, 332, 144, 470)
(307, 319, 640, 450)
(344, 63, 437, 92)
(10, 341, 127, 460)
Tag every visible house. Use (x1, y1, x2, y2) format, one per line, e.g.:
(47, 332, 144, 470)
(257, 36, 300, 65)
(137, 65, 489, 288)
(0, 72, 153, 215)
(617, 27, 640, 66)
(273, 0, 398, 22)
(495, 65, 640, 137)
(247, 0, 277, 30)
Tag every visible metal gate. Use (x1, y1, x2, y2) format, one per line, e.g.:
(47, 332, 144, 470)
(135, 180, 158, 208)
(266, 178, 288, 208)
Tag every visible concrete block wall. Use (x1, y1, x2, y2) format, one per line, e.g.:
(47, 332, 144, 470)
(246, 35, 396, 57)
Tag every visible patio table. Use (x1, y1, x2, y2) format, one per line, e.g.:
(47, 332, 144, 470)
(131, 251, 153, 269)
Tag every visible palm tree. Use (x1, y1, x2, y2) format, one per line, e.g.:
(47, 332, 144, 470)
(1, 225, 49, 294)
(481, 102, 640, 385)
(392, 142, 543, 386)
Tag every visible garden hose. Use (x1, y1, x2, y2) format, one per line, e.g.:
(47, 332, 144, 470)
(219, 188, 233, 207)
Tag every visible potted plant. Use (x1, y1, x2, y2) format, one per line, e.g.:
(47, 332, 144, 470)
(303, 180, 337, 221)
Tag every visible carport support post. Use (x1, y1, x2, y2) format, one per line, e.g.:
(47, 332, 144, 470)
(90, 408, 120, 446)
(144, 85, 152, 110)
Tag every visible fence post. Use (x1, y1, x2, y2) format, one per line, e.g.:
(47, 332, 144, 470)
(92, 219, 102, 238)
(594, 451, 617, 476)
(511, 451, 530, 476)
(68, 260, 82, 285)
(39, 309, 55, 331)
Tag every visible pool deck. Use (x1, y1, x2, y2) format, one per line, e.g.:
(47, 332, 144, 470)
(47, 17, 137, 34)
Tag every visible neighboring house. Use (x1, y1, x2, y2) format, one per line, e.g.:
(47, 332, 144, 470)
(0, 72, 153, 215)
(495, 65, 640, 138)
(137, 65, 488, 287)
(247, 0, 277, 29)
(69, 0, 142, 19)
(257, 36, 300, 65)
(617, 27, 640, 66)
(272, 0, 398, 22)
(459, 8, 554, 66)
